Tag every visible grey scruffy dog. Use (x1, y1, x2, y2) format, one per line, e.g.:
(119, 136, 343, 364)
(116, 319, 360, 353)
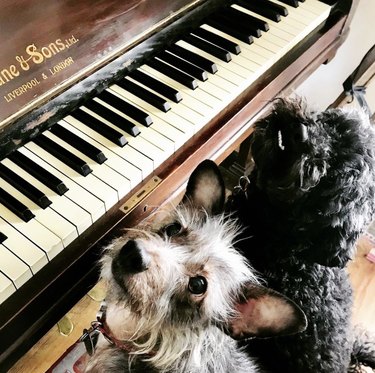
(85, 160, 307, 373)
(227, 98, 375, 373)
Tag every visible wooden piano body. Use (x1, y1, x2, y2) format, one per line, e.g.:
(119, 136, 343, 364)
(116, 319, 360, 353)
(0, 0, 358, 370)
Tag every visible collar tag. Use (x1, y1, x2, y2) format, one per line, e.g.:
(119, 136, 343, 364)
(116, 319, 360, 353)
(79, 301, 108, 355)
(79, 323, 101, 356)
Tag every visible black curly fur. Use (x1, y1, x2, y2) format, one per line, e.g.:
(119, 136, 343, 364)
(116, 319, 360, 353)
(227, 98, 375, 373)
(349, 325, 375, 372)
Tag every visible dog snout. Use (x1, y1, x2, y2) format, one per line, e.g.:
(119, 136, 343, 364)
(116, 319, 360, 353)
(114, 240, 149, 274)
(279, 121, 307, 141)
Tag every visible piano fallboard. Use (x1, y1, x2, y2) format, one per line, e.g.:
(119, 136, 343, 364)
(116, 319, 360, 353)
(0, 0, 205, 129)
(0, 0, 228, 160)
(0, 0, 356, 370)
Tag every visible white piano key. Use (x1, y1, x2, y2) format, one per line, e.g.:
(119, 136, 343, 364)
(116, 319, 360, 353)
(0, 178, 78, 247)
(18, 146, 106, 222)
(43, 130, 131, 199)
(59, 118, 144, 187)
(0, 244, 32, 288)
(0, 271, 16, 304)
(109, 84, 201, 134)
(126, 74, 213, 115)
(0, 203, 63, 260)
(94, 92, 187, 150)
(0, 217, 48, 274)
(301, 0, 331, 14)
(276, 0, 316, 23)
(165, 45, 246, 87)
(131, 135, 167, 170)
(80, 106, 154, 176)
(300, 2, 322, 15)
(199, 24, 273, 73)
(2, 158, 93, 234)
(94, 97, 174, 163)
(25, 141, 118, 211)
(272, 1, 311, 27)
(201, 0, 330, 74)
(256, 11, 302, 36)
(63, 115, 146, 181)
(140, 65, 222, 109)
(116, 77, 207, 122)
(271, 0, 331, 37)
(108, 85, 195, 139)
(231, 5, 298, 40)
(175, 40, 251, 84)
(294, 3, 317, 20)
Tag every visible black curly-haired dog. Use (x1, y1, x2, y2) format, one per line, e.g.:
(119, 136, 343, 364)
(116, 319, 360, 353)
(226, 98, 375, 373)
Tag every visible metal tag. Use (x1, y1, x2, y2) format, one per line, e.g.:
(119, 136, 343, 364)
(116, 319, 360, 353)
(80, 327, 100, 356)
(119, 176, 161, 215)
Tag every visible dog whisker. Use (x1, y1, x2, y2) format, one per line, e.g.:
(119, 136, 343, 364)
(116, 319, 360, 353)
(86, 159, 306, 373)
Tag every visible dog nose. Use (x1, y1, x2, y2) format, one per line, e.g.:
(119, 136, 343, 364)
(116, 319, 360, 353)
(295, 123, 308, 143)
(115, 240, 149, 274)
(279, 123, 309, 153)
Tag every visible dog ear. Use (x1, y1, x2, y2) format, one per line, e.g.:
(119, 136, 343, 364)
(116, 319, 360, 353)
(182, 160, 225, 215)
(225, 283, 307, 340)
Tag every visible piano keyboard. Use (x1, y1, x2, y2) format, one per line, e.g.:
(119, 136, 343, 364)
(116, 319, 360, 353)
(0, 0, 331, 303)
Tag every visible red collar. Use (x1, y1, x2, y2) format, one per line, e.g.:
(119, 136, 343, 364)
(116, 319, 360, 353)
(80, 301, 154, 356)
(96, 319, 136, 353)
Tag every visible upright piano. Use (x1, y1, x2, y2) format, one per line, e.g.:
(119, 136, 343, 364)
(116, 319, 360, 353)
(0, 0, 358, 370)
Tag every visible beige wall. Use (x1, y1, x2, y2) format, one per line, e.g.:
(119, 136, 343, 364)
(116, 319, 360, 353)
(295, 0, 375, 110)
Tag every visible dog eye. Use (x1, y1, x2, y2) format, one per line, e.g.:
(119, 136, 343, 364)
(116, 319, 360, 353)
(163, 222, 183, 237)
(188, 276, 207, 295)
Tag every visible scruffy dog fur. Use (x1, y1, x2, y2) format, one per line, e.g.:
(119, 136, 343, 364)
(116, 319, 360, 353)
(85, 160, 307, 373)
(227, 98, 375, 372)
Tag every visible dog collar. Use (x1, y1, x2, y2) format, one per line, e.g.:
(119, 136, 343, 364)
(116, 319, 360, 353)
(80, 301, 142, 356)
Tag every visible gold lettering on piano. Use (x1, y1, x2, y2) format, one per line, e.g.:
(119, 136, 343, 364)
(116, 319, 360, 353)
(4, 78, 41, 102)
(49, 57, 75, 76)
(0, 65, 20, 85)
(0, 35, 79, 88)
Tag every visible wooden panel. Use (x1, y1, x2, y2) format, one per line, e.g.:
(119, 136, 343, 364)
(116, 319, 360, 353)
(0, 0, 199, 126)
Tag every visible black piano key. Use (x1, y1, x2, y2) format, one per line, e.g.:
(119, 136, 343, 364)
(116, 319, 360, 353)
(33, 134, 93, 177)
(71, 109, 128, 147)
(278, 0, 299, 7)
(98, 90, 152, 127)
(183, 34, 232, 62)
(50, 124, 107, 164)
(129, 70, 182, 103)
(167, 44, 218, 74)
(148, 58, 198, 90)
(0, 187, 35, 222)
(117, 78, 171, 113)
(213, 12, 262, 39)
(261, 0, 288, 16)
(8, 151, 68, 196)
(235, 0, 284, 22)
(0, 232, 7, 244)
(217, 9, 263, 37)
(241, 0, 288, 17)
(228, 6, 269, 32)
(192, 27, 241, 55)
(206, 17, 254, 44)
(157, 51, 208, 81)
(85, 100, 140, 137)
(0, 163, 51, 209)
